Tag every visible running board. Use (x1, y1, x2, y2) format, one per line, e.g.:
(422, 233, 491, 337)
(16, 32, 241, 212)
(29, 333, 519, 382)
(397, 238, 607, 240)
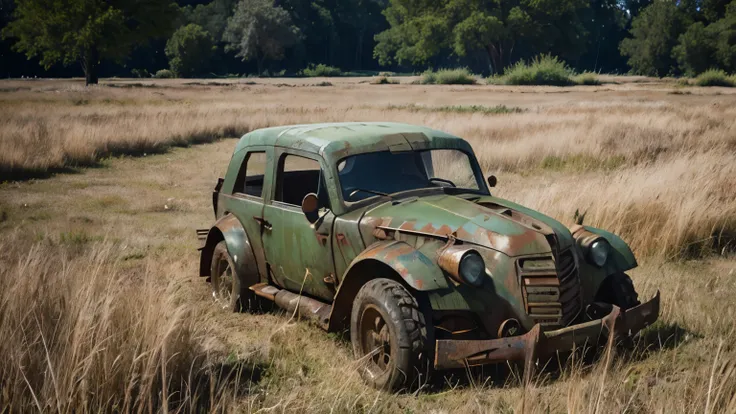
(250, 283, 331, 330)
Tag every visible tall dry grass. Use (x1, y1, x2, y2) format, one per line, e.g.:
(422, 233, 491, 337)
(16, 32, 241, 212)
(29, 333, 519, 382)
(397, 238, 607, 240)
(1, 79, 734, 261)
(0, 236, 252, 413)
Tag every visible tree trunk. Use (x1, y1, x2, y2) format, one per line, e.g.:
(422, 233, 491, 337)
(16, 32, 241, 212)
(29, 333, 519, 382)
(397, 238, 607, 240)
(83, 47, 99, 86)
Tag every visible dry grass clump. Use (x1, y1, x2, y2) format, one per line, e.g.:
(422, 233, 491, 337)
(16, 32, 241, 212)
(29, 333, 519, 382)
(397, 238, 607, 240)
(0, 237, 251, 412)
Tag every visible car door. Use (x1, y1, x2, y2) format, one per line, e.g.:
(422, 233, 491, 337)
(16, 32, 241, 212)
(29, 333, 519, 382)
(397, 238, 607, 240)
(261, 149, 336, 301)
(221, 147, 272, 280)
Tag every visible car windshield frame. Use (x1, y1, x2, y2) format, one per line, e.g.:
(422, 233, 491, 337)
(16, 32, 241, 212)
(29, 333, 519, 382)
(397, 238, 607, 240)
(334, 148, 490, 209)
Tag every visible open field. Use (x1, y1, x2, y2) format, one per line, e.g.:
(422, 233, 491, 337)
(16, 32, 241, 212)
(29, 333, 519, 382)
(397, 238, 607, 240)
(1, 77, 735, 412)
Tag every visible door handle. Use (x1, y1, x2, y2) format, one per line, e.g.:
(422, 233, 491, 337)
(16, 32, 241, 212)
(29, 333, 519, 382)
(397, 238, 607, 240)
(253, 216, 272, 231)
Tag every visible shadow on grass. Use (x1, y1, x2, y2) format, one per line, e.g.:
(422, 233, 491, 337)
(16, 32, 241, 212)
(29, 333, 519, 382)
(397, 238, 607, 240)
(175, 357, 267, 412)
(631, 320, 700, 356)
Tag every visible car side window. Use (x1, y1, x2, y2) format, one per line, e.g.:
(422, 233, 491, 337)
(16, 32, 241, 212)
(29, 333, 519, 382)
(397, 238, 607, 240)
(275, 154, 329, 208)
(233, 151, 267, 197)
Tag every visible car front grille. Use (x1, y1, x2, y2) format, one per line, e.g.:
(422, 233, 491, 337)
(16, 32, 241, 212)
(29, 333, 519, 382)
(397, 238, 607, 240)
(518, 249, 582, 328)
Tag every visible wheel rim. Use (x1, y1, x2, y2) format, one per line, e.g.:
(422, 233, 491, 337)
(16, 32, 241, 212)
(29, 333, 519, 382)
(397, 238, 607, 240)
(358, 305, 392, 378)
(214, 257, 233, 307)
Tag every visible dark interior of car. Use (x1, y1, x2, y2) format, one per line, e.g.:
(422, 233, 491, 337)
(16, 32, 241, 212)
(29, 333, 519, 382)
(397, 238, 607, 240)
(276, 170, 329, 207)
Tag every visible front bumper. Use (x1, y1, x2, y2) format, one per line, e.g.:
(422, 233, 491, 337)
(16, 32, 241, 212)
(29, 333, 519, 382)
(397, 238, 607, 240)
(434, 291, 660, 370)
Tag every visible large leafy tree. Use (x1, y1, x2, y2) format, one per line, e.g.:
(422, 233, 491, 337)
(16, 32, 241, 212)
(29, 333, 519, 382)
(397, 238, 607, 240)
(223, 0, 300, 75)
(2, 0, 179, 84)
(673, 0, 736, 74)
(373, 0, 588, 74)
(165, 23, 215, 77)
(620, 0, 692, 76)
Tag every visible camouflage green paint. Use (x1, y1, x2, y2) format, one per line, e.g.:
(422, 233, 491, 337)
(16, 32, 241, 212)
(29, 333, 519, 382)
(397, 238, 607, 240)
(198, 122, 655, 360)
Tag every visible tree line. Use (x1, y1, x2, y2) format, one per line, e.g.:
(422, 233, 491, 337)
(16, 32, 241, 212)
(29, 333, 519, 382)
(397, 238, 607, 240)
(1, 0, 734, 84)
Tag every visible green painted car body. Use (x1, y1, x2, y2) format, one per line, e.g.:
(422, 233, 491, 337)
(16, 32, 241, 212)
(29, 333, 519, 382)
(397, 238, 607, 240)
(198, 122, 656, 372)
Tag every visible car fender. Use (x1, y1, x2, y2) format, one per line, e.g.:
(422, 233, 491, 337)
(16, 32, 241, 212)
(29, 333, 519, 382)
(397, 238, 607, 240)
(327, 240, 448, 331)
(571, 225, 637, 298)
(199, 214, 259, 287)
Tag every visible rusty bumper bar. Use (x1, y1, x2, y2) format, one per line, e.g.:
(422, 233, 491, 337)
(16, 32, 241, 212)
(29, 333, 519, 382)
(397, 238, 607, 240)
(434, 291, 660, 370)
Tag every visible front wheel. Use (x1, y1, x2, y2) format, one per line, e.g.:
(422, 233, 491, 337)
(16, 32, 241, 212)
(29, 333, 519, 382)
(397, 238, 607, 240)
(595, 272, 641, 311)
(350, 278, 431, 391)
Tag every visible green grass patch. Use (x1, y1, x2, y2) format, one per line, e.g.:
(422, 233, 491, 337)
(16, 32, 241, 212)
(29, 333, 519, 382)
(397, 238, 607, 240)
(573, 71, 601, 85)
(387, 104, 523, 115)
(421, 68, 477, 85)
(300, 64, 342, 77)
(540, 154, 627, 172)
(502, 55, 575, 86)
(694, 69, 735, 87)
(59, 230, 103, 246)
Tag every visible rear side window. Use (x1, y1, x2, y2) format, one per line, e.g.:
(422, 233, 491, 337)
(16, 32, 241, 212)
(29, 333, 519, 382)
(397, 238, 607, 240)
(275, 154, 329, 208)
(234, 151, 267, 197)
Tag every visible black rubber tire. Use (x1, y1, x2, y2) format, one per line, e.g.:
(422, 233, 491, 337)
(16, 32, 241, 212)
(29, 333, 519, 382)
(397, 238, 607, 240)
(596, 272, 641, 311)
(350, 278, 431, 391)
(210, 241, 255, 312)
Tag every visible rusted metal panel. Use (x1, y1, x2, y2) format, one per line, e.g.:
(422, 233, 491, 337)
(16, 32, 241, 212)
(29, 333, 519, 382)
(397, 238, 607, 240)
(434, 291, 660, 371)
(343, 240, 448, 291)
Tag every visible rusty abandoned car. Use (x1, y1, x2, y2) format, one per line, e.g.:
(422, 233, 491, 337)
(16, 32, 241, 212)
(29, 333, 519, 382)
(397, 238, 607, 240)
(196, 122, 660, 390)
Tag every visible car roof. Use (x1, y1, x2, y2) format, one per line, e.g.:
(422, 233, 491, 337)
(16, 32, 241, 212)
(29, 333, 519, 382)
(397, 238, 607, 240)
(234, 122, 472, 162)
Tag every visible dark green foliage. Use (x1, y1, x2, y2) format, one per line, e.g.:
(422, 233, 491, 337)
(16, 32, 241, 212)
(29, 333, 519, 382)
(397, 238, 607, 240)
(1, 0, 734, 80)
(694, 69, 735, 86)
(222, 0, 301, 75)
(620, 1, 692, 77)
(2, 0, 179, 84)
(154, 69, 175, 79)
(300, 63, 341, 77)
(421, 68, 476, 84)
(502, 55, 574, 86)
(374, 0, 588, 74)
(166, 24, 215, 77)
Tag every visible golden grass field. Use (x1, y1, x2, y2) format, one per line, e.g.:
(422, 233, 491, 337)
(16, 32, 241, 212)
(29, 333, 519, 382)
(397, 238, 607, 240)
(1, 76, 735, 413)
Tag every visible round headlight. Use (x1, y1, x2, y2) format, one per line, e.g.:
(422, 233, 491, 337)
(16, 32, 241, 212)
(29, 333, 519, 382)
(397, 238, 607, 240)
(589, 239, 610, 267)
(459, 251, 485, 287)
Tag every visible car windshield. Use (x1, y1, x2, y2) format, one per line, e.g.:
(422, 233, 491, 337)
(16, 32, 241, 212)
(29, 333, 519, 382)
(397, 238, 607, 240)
(337, 149, 484, 201)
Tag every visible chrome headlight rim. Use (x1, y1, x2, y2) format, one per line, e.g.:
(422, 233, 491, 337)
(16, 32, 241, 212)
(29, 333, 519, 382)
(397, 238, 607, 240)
(589, 238, 610, 267)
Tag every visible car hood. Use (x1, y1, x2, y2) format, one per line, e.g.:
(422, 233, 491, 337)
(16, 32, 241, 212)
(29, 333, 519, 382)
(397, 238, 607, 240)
(361, 193, 573, 257)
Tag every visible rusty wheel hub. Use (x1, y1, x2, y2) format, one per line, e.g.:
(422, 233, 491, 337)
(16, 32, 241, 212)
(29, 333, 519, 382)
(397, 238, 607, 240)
(359, 305, 392, 377)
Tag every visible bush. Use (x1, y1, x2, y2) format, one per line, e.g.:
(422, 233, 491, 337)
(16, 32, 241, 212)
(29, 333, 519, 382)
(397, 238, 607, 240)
(131, 68, 149, 78)
(165, 24, 215, 78)
(694, 69, 735, 87)
(154, 69, 174, 79)
(371, 76, 399, 84)
(503, 55, 574, 86)
(301, 64, 342, 77)
(574, 72, 601, 85)
(421, 68, 476, 85)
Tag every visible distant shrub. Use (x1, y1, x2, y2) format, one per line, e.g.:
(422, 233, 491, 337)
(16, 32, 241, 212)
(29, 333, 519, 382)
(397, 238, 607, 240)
(574, 72, 601, 85)
(371, 76, 399, 85)
(503, 55, 574, 86)
(421, 68, 476, 85)
(694, 69, 735, 87)
(131, 68, 149, 78)
(154, 69, 174, 79)
(301, 64, 341, 77)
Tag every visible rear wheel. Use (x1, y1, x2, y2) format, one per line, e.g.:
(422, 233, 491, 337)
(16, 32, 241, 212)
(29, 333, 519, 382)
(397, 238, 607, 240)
(210, 241, 255, 312)
(350, 278, 431, 391)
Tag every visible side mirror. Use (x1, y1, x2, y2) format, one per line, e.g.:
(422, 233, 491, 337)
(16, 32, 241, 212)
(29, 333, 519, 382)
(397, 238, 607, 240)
(487, 175, 497, 188)
(301, 193, 320, 224)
